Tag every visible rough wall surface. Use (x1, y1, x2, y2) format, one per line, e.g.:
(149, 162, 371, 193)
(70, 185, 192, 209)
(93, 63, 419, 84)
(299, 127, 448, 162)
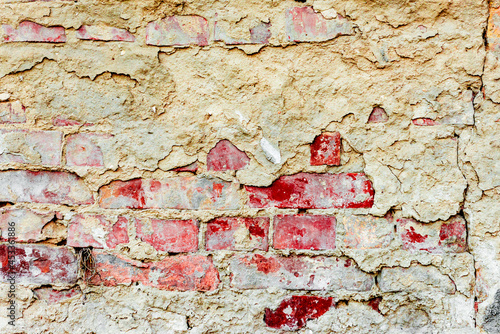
(0, 0, 498, 333)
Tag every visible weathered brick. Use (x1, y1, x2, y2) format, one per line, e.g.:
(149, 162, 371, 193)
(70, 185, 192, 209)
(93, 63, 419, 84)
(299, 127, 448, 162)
(90, 252, 219, 291)
(99, 177, 240, 210)
(146, 16, 209, 46)
(488, 5, 500, 51)
(273, 214, 336, 250)
(341, 214, 394, 249)
(2, 21, 66, 43)
(310, 132, 341, 166)
(378, 264, 456, 294)
(265, 296, 334, 331)
(0, 130, 62, 166)
(171, 162, 198, 172)
(230, 255, 374, 291)
(0, 170, 94, 205)
(206, 217, 269, 251)
(33, 286, 81, 303)
(245, 173, 374, 209)
(214, 21, 271, 45)
(0, 208, 55, 242)
(68, 214, 129, 249)
(52, 117, 84, 127)
(285, 7, 353, 42)
(76, 25, 135, 42)
(66, 133, 112, 167)
(135, 218, 198, 252)
(0, 101, 26, 123)
(368, 107, 389, 123)
(412, 118, 439, 126)
(399, 216, 467, 253)
(207, 140, 250, 171)
(0, 245, 77, 285)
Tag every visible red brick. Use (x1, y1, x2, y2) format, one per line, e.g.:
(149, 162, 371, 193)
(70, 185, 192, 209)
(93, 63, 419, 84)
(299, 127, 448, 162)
(230, 254, 374, 291)
(0, 245, 77, 285)
(265, 296, 334, 331)
(412, 118, 439, 126)
(52, 117, 84, 127)
(368, 107, 389, 123)
(33, 287, 81, 304)
(245, 173, 374, 209)
(206, 217, 269, 251)
(2, 21, 66, 43)
(146, 16, 209, 46)
(0, 101, 26, 123)
(68, 214, 129, 249)
(0, 208, 55, 242)
(0, 170, 94, 205)
(66, 133, 111, 167)
(285, 7, 353, 42)
(0, 130, 62, 166)
(310, 132, 341, 166)
(90, 252, 219, 291)
(99, 177, 240, 210)
(487, 5, 500, 51)
(135, 218, 198, 252)
(171, 162, 198, 172)
(399, 216, 466, 253)
(273, 214, 336, 250)
(341, 214, 394, 249)
(207, 140, 250, 171)
(76, 25, 135, 42)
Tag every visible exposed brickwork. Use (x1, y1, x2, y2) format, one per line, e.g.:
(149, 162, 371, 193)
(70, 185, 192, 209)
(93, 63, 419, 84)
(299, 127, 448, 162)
(206, 217, 269, 251)
(310, 132, 341, 166)
(273, 214, 336, 250)
(76, 25, 135, 42)
(65, 133, 111, 167)
(230, 255, 374, 291)
(0, 130, 62, 166)
(0, 101, 26, 123)
(207, 140, 250, 171)
(135, 218, 198, 252)
(146, 16, 209, 46)
(91, 252, 220, 291)
(0, 208, 55, 242)
(68, 214, 129, 249)
(2, 21, 66, 43)
(245, 173, 374, 209)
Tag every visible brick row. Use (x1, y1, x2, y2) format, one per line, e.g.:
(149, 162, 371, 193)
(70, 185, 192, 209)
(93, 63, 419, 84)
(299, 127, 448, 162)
(2, 8, 353, 45)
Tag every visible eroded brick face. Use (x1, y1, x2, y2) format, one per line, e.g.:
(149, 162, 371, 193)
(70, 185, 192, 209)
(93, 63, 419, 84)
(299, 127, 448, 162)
(273, 214, 336, 250)
(68, 214, 129, 249)
(146, 16, 209, 46)
(135, 218, 198, 252)
(206, 217, 269, 251)
(76, 25, 135, 42)
(310, 132, 341, 166)
(90, 252, 220, 291)
(245, 173, 374, 209)
(265, 296, 334, 330)
(207, 140, 250, 171)
(2, 21, 66, 43)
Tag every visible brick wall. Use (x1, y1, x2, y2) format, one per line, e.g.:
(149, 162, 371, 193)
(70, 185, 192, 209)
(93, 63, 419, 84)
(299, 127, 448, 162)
(0, 0, 498, 333)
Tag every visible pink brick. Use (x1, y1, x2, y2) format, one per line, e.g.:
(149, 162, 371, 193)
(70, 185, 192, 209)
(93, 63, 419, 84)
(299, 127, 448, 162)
(285, 7, 353, 42)
(99, 177, 240, 210)
(33, 287, 81, 304)
(2, 21, 66, 43)
(412, 118, 439, 126)
(0, 208, 55, 242)
(368, 107, 389, 123)
(399, 216, 467, 253)
(171, 162, 198, 172)
(310, 132, 341, 166)
(207, 140, 250, 171)
(214, 21, 271, 45)
(0, 101, 26, 123)
(146, 16, 209, 46)
(265, 296, 334, 331)
(90, 252, 219, 291)
(342, 214, 394, 249)
(52, 117, 83, 127)
(245, 173, 374, 209)
(68, 214, 129, 249)
(0, 170, 94, 205)
(206, 217, 269, 251)
(66, 133, 111, 167)
(76, 25, 135, 42)
(273, 214, 336, 250)
(230, 254, 374, 291)
(0, 130, 62, 166)
(0, 245, 77, 285)
(135, 218, 198, 252)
